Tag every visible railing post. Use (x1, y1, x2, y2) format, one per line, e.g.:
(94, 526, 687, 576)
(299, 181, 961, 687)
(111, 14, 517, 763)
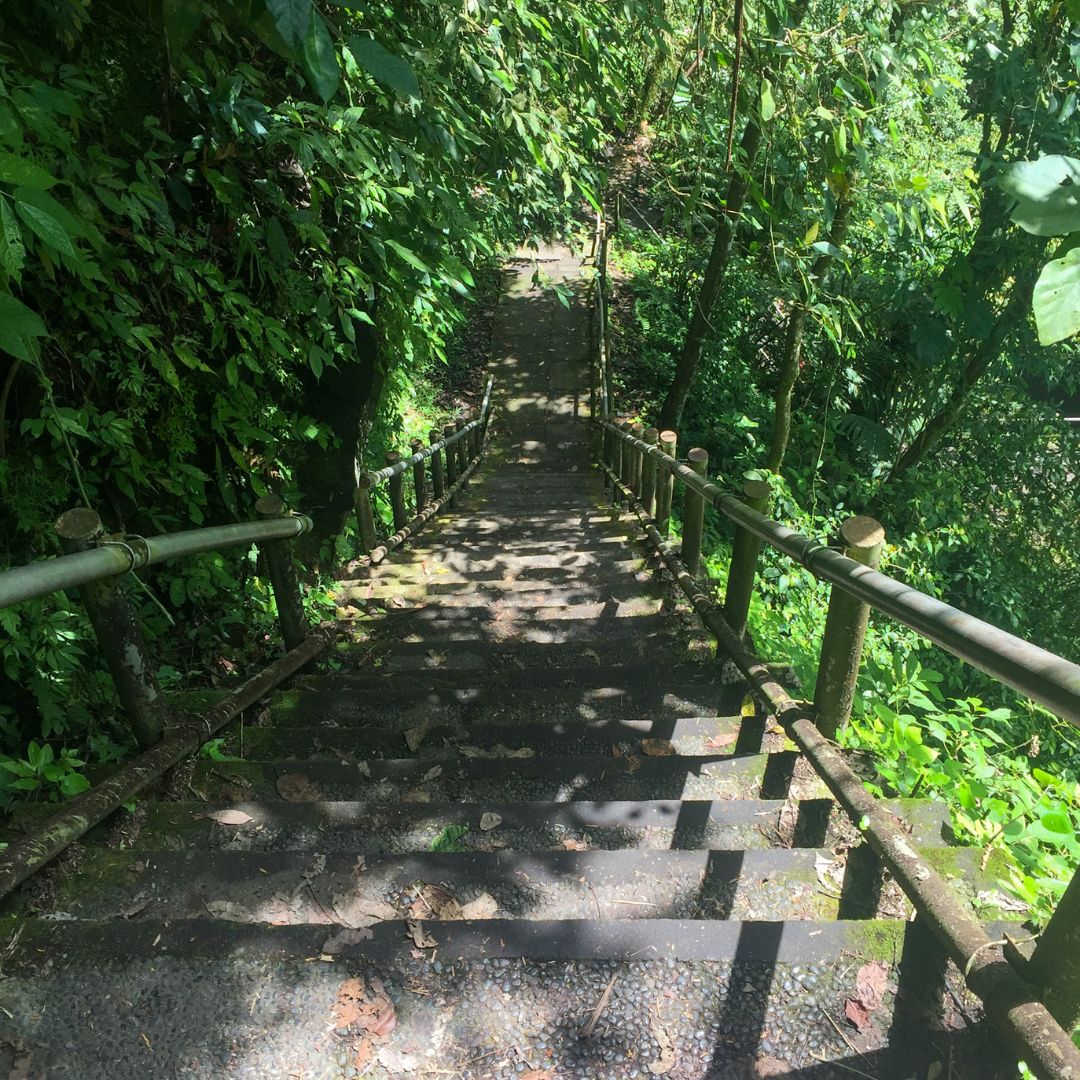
(444, 423, 459, 507)
(619, 420, 634, 494)
(354, 474, 378, 555)
(609, 422, 623, 498)
(655, 429, 677, 534)
(55, 508, 166, 749)
(410, 438, 427, 514)
(255, 495, 308, 652)
(455, 417, 469, 479)
(640, 427, 659, 517)
(629, 423, 645, 496)
(429, 428, 446, 502)
(386, 451, 408, 532)
(681, 448, 708, 576)
(723, 473, 772, 638)
(470, 417, 482, 459)
(1026, 868, 1080, 1030)
(813, 515, 886, 740)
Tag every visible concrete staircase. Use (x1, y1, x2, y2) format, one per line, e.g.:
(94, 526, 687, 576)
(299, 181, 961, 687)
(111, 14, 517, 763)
(0, 248, 1014, 1079)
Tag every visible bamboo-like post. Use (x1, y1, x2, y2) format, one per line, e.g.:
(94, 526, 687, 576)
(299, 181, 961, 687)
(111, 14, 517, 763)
(723, 474, 772, 637)
(354, 474, 378, 555)
(444, 423, 459, 507)
(455, 418, 468, 477)
(610, 422, 624, 498)
(655, 429, 677, 534)
(255, 495, 308, 652)
(1027, 869, 1080, 1030)
(386, 451, 408, 532)
(429, 428, 446, 502)
(410, 438, 427, 514)
(813, 515, 886, 739)
(681, 448, 708, 576)
(619, 420, 634, 493)
(640, 427, 659, 517)
(55, 508, 167, 748)
(629, 423, 645, 495)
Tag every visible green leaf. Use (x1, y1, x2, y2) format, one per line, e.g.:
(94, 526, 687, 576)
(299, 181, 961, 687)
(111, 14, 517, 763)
(15, 198, 76, 255)
(163, 0, 204, 57)
(385, 238, 429, 273)
(266, 0, 313, 53)
(303, 12, 340, 102)
(60, 772, 90, 796)
(1000, 156, 1080, 237)
(759, 78, 776, 123)
(0, 152, 57, 190)
(0, 293, 46, 362)
(1032, 245, 1080, 345)
(1041, 810, 1072, 835)
(349, 37, 421, 99)
(0, 196, 24, 278)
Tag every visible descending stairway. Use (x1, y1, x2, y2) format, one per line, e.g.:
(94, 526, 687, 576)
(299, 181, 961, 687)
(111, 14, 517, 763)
(1, 248, 1015, 1079)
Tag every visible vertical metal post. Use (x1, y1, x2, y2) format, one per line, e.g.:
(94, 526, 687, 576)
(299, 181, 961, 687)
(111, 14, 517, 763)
(813, 515, 886, 740)
(429, 428, 446, 502)
(444, 423, 459, 507)
(655, 429, 677, 534)
(629, 423, 645, 495)
(723, 474, 772, 638)
(640, 427, 659, 517)
(410, 438, 427, 514)
(386, 452, 408, 532)
(1027, 868, 1080, 1030)
(354, 474, 378, 555)
(681, 448, 708, 576)
(255, 495, 308, 652)
(55, 508, 166, 749)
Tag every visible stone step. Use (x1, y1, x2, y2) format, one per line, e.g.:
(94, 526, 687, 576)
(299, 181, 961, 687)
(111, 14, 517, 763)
(268, 679, 744, 728)
(0, 919, 1010, 1080)
(221, 714, 774, 761)
(189, 751, 826, 803)
(51, 847, 918, 924)
(365, 554, 651, 580)
(316, 661, 719, 694)
(340, 636, 700, 672)
(122, 797, 951, 855)
(338, 599, 664, 623)
(347, 583, 670, 610)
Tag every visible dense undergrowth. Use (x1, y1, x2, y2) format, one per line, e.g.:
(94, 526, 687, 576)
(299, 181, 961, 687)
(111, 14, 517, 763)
(609, 218, 1080, 929)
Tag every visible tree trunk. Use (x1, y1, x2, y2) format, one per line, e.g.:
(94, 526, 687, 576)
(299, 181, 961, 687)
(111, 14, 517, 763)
(657, 120, 762, 430)
(764, 194, 854, 473)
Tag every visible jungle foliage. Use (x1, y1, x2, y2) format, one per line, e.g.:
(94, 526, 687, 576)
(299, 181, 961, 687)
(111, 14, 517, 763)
(606, 0, 1080, 926)
(0, 0, 660, 789)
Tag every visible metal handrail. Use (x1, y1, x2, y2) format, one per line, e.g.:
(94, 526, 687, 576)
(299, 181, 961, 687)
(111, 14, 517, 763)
(600, 418, 1080, 726)
(0, 515, 313, 612)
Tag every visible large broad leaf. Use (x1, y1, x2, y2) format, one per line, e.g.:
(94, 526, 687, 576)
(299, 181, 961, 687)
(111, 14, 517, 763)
(1032, 245, 1080, 345)
(349, 37, 421, 99)
(1000, 155, 1080, 237)
(0, 152, 57, 190)
(163, 0, 204, 57)
(760, 78, 776, 122)
(0, 196, 24, 278)
(0, 293, 46, 362)
(266, 0, 313, 53)
(14, 193, 76, 256)
(303, 12, 340, 102)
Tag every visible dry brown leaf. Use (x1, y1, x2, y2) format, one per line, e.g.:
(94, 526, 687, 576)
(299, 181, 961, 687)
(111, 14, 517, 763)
(406, 918, 436, 948)
(479, 811, 502, 831)
(333, 894, 399, 929)
(376, 1046, 418, 1073)
(705, 731, 738, 749)
(641, 738, 676, 757)
(561, 837, 589, 851)
(418, 883, 461, 919)
(647, 1020, 677, 1075)
(205, 900, 255, 923)
(751, 1055, 791, 1078)
(276, 772, 323, 802)
(855, 960, 889, 1012)
(522, 1071, 554, 1080)
(333, 976, 397, 1037)
(204, 809, 254, 826)
(844, 997, 872, 1032)
(458, 892, 499, 919)
(403, 721, 429, 753)
(423, 766, 443, 781)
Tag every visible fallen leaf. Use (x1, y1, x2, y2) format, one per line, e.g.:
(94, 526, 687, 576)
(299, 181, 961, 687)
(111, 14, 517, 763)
(705, 731, 738, 749)
(333, 976, 397, 1036)
(205, 900, 255, 923)
(418, 883, 461, 919)
(479, 812, 502, 831)
(276, 773, 323, 802)
(402, 789, 431, 803)
(459, 892, 499, 919)
(322, 927, 374, 954)
(561, 837, 589, 851)
(854, 960, 889, 1012)
(641, 738, 676, 756)
(752, 1055, 790, 1078)
(647, 1019, 677, 1074)
(844, 996, 872, 1032)
(814, 852, 845, 891)
(204, 809, 254, 826)
(459, 744, 534, 759)
(522, 1071, 554, 1080)
(404, 722, 429, 753)
(423, 766, 443, 781)
(333, 895, 399, 929)
(406, 918, 436, 948)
